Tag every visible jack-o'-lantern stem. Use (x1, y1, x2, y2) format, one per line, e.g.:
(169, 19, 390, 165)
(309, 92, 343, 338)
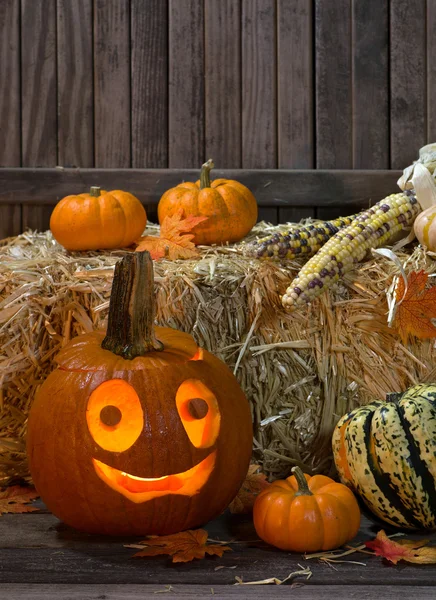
(199, 159, 214, 189)
(101, 251, 164, 359)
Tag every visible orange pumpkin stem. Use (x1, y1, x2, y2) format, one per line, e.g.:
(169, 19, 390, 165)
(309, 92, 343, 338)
(291, 466, 313, 497)
(101, 251, 164, 359)
(199, 159, 215, 189)
(89, 186, 101, 197)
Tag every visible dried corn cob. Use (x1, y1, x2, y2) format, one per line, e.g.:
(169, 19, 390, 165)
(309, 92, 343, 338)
(281, 190, 421, 311)
(245, 215, 357, 260)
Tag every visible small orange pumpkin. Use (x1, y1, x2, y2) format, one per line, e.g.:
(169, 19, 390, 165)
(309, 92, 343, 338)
(414, 205, 436, 251)
(253, 467, 361, 552)
(27, 252, 253, 536)
(157, 159, 258, 245)
(50, 186, 147, 251)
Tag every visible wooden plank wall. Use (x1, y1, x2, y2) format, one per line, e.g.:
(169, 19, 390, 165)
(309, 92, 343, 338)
(0, 0, 433, 238)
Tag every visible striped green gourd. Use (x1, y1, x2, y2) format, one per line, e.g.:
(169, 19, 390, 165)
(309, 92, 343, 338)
(281, 190, 421, 311)
(332, 383, 436, 530)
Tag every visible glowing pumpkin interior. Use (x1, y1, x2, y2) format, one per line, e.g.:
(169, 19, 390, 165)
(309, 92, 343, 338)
(27, 252, 254, 536)
(86, 377, 221, 503)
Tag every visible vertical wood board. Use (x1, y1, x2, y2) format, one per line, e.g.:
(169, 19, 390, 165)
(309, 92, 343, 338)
(241, 0, 277, 168)
(315, 0, 352, 168)
(277, 0, 313, 168)
(21, 0, 57, 167)
(352, 0, 389, 168)
(57, 0, 94, 168)
(204, 0, 242, 168)
(94, 0, 131, 167)
(279, 207, 315, 224)
(427, 2, 436, 145)
(0, 0, 20, 166)
(257, 206, 278, 225)
(390, 0, 426, 169)
(168, 0, 205, 168)
(0, 205, 21, 239)
(22, 205, 53, 234)
(131, 0, 168, 168)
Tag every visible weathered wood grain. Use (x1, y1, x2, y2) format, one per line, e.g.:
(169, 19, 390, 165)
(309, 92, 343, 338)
(22, 206, 53, 233)
(168, 0, 204, 168)
(0, 205, 21, 239)
(94, 0, 131, 167)
(241, 0, 277, 168)
(3, 584, 436, 600)
(390, 0, 426, 169)
(21, 0, 57, 166)
(205, 0, 242, 167)
(427, 1, 436, 144)
(352, 0, 389, 168)
(258, 207, 278, 225)
(0, 169, 402, 209)
(315, 1, 352, 168)
(131, 0, 168, 168)
(277, 0, 313, 168)
(0, 511, 435, 586)
(57, 0, 94, 168)
(279, 207, 315, 224)
(0, 0, 20, 166)
(21, 0, 58, 231)
(1, 0, 434, 177)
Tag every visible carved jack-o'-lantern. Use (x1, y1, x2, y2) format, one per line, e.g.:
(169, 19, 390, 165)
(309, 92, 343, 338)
(26, 252, 253, 535)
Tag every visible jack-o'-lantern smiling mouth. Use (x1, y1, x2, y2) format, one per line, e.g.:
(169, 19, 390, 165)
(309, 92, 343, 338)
(92, 451, 217, 503)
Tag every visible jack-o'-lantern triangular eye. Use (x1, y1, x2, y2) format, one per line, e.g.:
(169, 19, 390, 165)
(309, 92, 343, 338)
(86, 379, 144, 452)
(176, 379, 221, 448)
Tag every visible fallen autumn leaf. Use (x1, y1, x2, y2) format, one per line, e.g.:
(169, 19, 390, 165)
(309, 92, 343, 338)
(365, 530, 436, 564)
(130, 528, 232, 563)
(0, 485, 39, 515)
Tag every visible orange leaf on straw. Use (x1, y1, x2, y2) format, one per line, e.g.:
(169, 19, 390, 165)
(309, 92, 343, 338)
(0, 485, 39, 515)
(131, 528, 231, 563)
(393, 269, 436, 344)
(229, 464, 270, 514)
(135, 209, 207, 260)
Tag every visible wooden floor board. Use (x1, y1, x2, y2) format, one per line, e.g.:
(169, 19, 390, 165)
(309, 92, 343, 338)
(0, 510, 435, 586)
(3, 583, 436, 599)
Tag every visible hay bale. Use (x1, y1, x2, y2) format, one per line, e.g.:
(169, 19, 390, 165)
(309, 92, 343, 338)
(0, 224, 435, 484)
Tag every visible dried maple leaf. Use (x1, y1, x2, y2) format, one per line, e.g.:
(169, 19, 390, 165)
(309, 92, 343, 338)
(132, 528, 231, 563)
(0, 485, 39, 515)
(228, 464, 270, 514)
(393, 269, 436, 344)
(135, 209, 208, 260)
(365, 530, 436, 564)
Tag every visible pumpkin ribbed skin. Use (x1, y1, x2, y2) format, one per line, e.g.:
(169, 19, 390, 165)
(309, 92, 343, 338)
(253, 469, 360, 552)
(50, 187, 147, 251)
(157, 160, 258, 245)
(26, 253, 253, 536)
(332, 384, 436, 530)
(27, 330, 253, 536)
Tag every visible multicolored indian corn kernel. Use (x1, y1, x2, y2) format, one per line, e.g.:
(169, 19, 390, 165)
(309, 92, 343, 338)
(281, 191, 421, 311)
(245, 215, 357, 261)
